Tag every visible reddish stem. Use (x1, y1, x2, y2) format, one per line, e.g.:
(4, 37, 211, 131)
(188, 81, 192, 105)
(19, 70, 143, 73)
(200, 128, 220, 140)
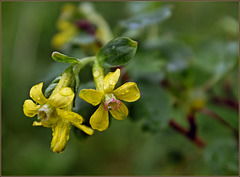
(169, 118, 205, 148)
(211, 96, 239, 111)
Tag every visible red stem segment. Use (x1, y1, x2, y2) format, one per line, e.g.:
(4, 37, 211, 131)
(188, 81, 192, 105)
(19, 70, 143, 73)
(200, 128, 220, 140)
(169, 117, 205, 148)
(211, 96, 239, 111)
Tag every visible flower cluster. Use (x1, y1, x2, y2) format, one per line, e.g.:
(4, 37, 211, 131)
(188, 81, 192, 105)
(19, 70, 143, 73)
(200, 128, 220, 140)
(51, 3, 112, 55)
(23, 11, 139, 152)
(23, 66, 140, 153)
(23, 82, 93, 153)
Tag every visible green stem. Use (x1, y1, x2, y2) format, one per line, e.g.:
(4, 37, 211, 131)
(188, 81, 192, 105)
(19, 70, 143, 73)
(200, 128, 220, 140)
(51, 56, 96, 95)
(73, 56, 97, 92)
(92, 60, 104, 92)
(51, 67, 74, 96)
(78, 56, 96, 67)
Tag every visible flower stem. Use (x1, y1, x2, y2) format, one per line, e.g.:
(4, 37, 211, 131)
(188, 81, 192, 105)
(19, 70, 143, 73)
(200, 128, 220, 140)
(51, 67, 74, 96)
(92, 60, 104, 92)
(51, 56, 96, 96)
(78, 56, 96, 67)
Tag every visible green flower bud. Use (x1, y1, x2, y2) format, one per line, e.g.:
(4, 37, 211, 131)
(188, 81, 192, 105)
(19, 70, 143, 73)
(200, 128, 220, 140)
(52, 51, 79, 64)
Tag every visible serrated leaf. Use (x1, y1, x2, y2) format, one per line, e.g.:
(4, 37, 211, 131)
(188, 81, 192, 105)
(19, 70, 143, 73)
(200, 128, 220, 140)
(125, 52, 165, 82)
(204, 138, 238, 175)
(96, 37, 137, 68)
(194, 40, 238, 80)
(144, 37, 194, 73)
(132, 79, 172, 132)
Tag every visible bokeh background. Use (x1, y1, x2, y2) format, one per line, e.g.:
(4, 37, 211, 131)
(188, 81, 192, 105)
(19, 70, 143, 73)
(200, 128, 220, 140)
(2, 1, 239, 175)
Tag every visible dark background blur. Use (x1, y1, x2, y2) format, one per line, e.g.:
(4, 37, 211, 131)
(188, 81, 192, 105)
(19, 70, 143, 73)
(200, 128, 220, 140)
(1, 1, 239, 175)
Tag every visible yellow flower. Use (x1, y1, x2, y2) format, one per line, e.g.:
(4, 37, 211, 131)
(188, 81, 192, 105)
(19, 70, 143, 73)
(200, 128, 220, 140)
(79, 69, 140, 131)
(51, 3, 78, 49)
(23, 82, 94, 153)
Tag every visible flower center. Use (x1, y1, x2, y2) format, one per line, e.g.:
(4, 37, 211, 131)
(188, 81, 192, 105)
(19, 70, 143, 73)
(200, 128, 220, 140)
(37, 103, 54, 121)
(103, 94, 121, 111)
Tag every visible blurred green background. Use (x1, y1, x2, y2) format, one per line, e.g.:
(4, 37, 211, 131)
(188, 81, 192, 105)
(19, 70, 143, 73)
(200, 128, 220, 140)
(1, 1, 239, 175)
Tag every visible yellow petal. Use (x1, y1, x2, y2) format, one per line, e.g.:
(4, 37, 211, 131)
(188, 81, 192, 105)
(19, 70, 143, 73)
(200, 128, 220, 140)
(23, 99, 40, 117)
(74, 124, 94, 135)
(56, 108, 83, 125)
(51, 120, 72, 153)
(103, 68, 120, 93)
(32, 121, 42, 126)
(110, 101, 128, 120)
(56, 20, 72, 31)
(113, 82, 140, 102)
(51, 28, 76, 49)
(48, 87, 74, 108)
(90, 103, 109, 131)
(30, 83, 47, 105)
(79, 89, 104, 106)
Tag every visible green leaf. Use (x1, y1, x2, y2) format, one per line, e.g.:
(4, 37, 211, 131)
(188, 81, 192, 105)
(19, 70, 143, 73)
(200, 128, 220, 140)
(144, 37, 194, 73)
(125, 52, 165, 82)
(132, 79, 172, 132)
(204, 138, 238, 175)
(126, 1, 162, 14)
(51, 76, 61, 83)
(44, 83, 58, 98)
(194, 40, 238, 80)
(51, 51, 79, 64)
(120, 6, 171, 30)
(96, 37, 137, 68)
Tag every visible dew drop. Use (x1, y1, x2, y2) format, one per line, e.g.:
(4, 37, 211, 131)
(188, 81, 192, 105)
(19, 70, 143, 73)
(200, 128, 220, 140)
(93, 70, 100, 77)
(109, 79, 115, 85)
(60, 88, 72, 96)
(36, 94, 41, 100)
